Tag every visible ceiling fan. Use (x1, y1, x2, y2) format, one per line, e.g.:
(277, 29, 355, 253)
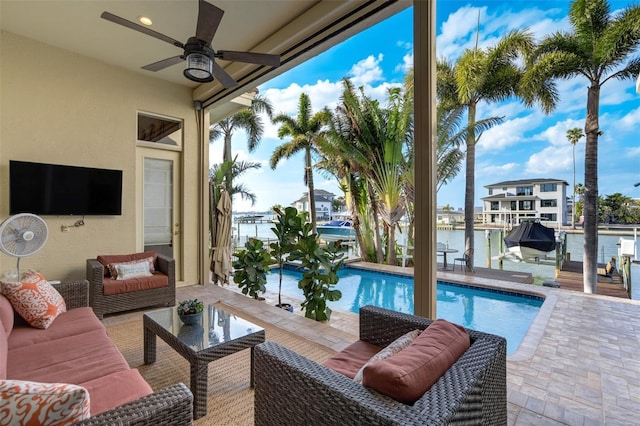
(101, 0, 280, 87)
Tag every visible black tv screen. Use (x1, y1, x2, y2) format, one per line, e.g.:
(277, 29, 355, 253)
(10, 160, 122, 216)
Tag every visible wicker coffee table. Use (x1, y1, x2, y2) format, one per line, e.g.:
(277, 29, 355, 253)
(143, 304, 265, 419)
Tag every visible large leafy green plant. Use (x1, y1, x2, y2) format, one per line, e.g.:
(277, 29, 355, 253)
(270, 207, 304, 309)
(232, 238, 272, 299)
(289, 222, 345, 321)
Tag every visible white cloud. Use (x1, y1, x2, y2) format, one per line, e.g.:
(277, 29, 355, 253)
(525, 144, 574, 175)
(477, 112, 544, 153)
(534, 118, 586, 147)
(478, 162, 520, 176)
(395, 52, 414, 74)
(349, 54, 385, 86)
(626, 146, 640, 158)
(615, 106, 640, 132)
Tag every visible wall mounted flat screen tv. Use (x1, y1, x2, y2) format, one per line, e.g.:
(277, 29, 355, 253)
(10, 160, 123, 216)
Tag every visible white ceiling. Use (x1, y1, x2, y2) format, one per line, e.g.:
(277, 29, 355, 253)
(1, 0, 409, 107)
(0, 0, 317, 88)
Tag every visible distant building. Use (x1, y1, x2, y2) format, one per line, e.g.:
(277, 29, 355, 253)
(436, 208, 464, 224)
(291, 189, 336, 220)
(482, 178, 569, 226)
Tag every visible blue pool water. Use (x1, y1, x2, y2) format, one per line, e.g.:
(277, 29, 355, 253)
(265, 266, 543, 354)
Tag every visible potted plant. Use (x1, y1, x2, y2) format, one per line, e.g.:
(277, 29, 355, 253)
(269, 206, 303, 312)
(232, 238, 272, 300)
(177, 299, 204, 325)
(289, 221, 345, 321)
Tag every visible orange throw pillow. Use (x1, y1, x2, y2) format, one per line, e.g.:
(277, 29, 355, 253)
(1, 271, 66, 329)
(362, 319, 470, 404)
(0, 379, 90, 424)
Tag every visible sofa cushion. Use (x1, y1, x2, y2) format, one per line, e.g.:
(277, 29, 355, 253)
(362, 319, 470, 404)
(8, 307, 103, 350)
(322, 339, 381, 379)
(81, 369, 153, 416)
(353, 329, 421, 383)
(0, 294, 14, 335)
(1, 271, 66, 329)
(0, 324, 7, 380)
(8, 328, 130, 384)
(0, 379, 90, 424)
(102, 273, 169, 296)
(98, 252, 157, 277)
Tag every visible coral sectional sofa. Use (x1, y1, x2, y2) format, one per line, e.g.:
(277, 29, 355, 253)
(0, 278, 192, 425)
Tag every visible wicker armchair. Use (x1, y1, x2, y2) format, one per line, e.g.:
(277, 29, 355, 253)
(86, 253, 176, 319)
(254, 306, 506, 426)
(52, 281, 193, 426)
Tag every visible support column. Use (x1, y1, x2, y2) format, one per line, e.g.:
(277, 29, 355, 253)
(413, 0, 437, 319)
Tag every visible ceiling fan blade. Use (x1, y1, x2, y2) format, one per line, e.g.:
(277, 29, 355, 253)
(101, 11, 184, 48)
(212, 63, 238, 88)
(216, 51, 281, 67)
(195, 0, 224, 44)
(142, 56, 185, 72)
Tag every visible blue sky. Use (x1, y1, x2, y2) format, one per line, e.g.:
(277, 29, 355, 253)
(210, 1, 640, 213)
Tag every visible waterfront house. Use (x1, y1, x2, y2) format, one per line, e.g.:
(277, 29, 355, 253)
(292, 189, 337, 221)
(436, 208, 464, 225)
(481, 178, 569, 227)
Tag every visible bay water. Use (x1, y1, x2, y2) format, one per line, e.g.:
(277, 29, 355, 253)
(232, 215, 640, 300)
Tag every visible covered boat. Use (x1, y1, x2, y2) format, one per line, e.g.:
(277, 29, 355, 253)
(504, 221, 556, 261)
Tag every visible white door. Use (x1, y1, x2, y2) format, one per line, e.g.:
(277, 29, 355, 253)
(140, 151, 181, 280)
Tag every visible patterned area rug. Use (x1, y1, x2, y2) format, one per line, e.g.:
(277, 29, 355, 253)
(106, 303, 337, 425)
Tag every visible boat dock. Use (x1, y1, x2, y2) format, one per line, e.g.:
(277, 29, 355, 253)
(235, 215, 272, 224)
(553, 260, 629, 299)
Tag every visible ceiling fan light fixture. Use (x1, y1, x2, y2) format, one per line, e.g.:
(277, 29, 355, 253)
(184, 51, 213, 83)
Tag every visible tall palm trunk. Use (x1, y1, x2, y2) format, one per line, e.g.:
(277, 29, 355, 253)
(583, 84, 600, 293)
(367, 181, 384, 263)
(223, 132, 233, 198)
(305, 147, 317, 233)
(464, 102, 477, 270)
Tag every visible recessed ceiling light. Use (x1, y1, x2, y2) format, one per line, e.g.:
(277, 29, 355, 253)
(138, 16, 152, 26)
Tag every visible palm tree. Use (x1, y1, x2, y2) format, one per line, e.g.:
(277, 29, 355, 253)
(321, 78, 411, 265)
(566, 128, 584, 229)
(209, 93, 273, 194)
(523, 0, 640, 293)
(436, 103, 503, 192)
(209, 158, 262, 207)
(437, 28, 542, 270)
(270, 93, 330, 233)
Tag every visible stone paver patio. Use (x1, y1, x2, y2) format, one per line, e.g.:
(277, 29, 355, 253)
(198, 264, 640, 426)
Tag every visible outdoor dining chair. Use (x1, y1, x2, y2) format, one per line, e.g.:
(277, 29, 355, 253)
(453, 248, 474, 272)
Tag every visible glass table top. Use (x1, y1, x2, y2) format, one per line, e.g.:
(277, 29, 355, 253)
(145, 304, 264, 352)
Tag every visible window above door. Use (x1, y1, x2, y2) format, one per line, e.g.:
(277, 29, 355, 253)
(137, 111, 183, 151)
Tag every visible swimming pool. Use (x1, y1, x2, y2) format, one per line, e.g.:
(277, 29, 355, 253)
(265, 266, 543, 354)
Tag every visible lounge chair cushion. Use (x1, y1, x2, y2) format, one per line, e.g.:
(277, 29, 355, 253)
(322, 339, 381, 379)
(362, 319, 470, 404)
